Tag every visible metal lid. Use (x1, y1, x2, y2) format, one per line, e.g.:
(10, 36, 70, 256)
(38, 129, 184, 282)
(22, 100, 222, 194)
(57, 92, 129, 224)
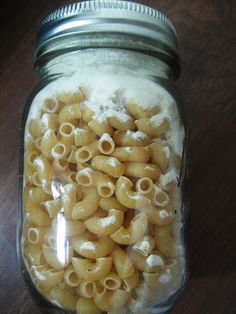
(36, 1, 179, 67)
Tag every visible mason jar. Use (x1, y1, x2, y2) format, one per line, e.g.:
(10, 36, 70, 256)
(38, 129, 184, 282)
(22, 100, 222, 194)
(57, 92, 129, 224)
(17, 1, 189, 313)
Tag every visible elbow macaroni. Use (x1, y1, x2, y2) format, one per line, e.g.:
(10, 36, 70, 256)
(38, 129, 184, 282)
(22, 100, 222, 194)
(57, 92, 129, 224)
(85, 209, 124, 236)
(73, 236, 115, 259)
(22, 80, 184, 312)
(72, 257, 112, 281)
(111, 213, 148, 245)
(135, 116, 169, 137)
(72, 186, 100, 220)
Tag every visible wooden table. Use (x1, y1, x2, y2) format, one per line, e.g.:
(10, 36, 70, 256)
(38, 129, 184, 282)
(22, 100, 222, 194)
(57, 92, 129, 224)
(0, 1, 235, 313)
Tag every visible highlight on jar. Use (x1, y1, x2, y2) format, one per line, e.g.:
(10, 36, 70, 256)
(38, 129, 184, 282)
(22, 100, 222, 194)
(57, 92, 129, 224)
(20, 70, 186, 313)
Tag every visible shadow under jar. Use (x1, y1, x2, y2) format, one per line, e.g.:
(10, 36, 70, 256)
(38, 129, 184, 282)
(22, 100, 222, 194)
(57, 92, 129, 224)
(17, 1, 189, 313)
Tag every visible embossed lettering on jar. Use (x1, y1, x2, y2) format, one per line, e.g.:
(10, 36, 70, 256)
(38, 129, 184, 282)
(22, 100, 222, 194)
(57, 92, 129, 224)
(18, 1, 189, 314)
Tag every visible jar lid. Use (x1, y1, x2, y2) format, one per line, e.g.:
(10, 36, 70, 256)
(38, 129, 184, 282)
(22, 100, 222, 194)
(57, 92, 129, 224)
(36, 0, 179, 70)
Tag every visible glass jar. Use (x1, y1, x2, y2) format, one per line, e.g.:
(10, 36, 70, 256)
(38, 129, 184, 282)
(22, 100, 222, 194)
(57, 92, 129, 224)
(17, 1, 189, 313)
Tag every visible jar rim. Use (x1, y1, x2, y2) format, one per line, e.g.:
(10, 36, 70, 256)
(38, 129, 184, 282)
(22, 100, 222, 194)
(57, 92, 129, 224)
(36, 0, 179, 65)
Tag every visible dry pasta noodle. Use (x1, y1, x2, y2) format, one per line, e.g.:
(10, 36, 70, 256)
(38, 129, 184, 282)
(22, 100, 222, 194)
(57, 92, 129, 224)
(22, 67, 185, 313)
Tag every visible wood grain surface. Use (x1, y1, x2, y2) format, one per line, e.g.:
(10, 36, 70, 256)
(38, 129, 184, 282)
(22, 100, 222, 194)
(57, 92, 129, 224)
(0, 1, 235, 313)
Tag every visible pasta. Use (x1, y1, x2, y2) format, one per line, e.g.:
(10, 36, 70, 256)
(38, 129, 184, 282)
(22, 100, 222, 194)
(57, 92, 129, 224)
(73, 236, 115, 259)
(42, 244, 74, 270)
(91, 155, 125, 178)
(59, 122, 75, 152)
(126, 101, 160, 119)
(27, 227, 50, 244)
(74, 127, 96, 146)
(113, 130, 151, 146)
(52, 219, 85, 237)
(76, 297, 102, 314)
(115, 176, 151, 209)
(52, 158, 68, 174)
(40, 113, 58, 132)
(26, 205, 51, 227)
(148, 140, 169, 173)
(33, 155, 53, 184)
(111, 247, 134, 279)
(51, 142, 67, 160)
(24, 243, 44, 266)
(58, 103, 81, 125)
(28, 187, 51, 203)
(76, 167, 115, 198)
(99, 197, 128, 212)
(46, 284, 78, 310)
(124, 161, 160, 181)
(64, 265, 81, 287)
(111, 213, 148, 245)
(85, 209, 124, 236)
(31, 265, 64, 290)
(108, 115, 136, 131)
(72, 257, 112, 281)
(40, 129, 57, 160)
(88, 119, 113, 136)
(22, 74, 185, 313)
(97, 133, 115, 155)
(111, 146, 150, 162)
(133, 235, 155, 257)
(99, 272, 121, 290)
(154, 225, 179, 257)
(58, 88, 85, 104)
(152, 186, 170, 207)
(139, 207, 174, 226)
(121, 269, 140, 291)
(29, 119, 41, 139)
(81, 107, 94, 123)
(44, 199, 62, 218)
(135, 177, 154, 195)
(77, 280, 97, 298)
(94, 289, 131, 312)
(135, 116, 169, 137)
(75, 140, 99, 163)
(129, 249, 165, 273)
(72, 186, 100, 220)
(42, 97, 60, 114)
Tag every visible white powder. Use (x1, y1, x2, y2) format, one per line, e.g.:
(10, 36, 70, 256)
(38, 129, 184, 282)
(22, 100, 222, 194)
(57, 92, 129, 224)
(74, 128, 86, 135)
(163, 146, 171, 159)
(128, 130, 148, 140)
(100, 215, 117, 227)
(41, 113, 50, 126)
(25, 59, 184, 157)
(159, 210, 169, 219)
(100, 133, 111, 141)
(159, 271, 172, 284)
(146, 254, 164, 267)
(150, 112, 167, 126)
(159, 168, 178, 189)
(79, 241, 96, 251)
(139, 240, 151, 252)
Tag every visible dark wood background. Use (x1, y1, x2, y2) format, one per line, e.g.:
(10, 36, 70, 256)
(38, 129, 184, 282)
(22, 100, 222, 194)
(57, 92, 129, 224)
(0, 0, 235, 313)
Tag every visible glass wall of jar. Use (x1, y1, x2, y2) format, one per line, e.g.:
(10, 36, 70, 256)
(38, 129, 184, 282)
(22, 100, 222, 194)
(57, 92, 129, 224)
(17, 1, 189, 313)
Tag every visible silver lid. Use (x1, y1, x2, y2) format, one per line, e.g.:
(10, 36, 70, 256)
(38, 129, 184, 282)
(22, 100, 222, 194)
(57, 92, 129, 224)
(36, 1, 179, 67)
